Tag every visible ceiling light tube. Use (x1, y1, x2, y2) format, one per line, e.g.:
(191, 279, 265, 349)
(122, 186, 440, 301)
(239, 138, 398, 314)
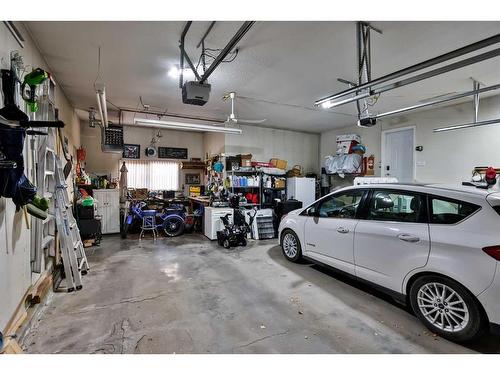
(317, 47, 500, 109)
(95, 91, 103, 128)
(376, 82, 500, 120)
(133, 118, 242, 134)
(433, 118, 500, 133)
(321, 92, 371, 109)
(99, 90, 108, 127)
(315, 33, 500, 107)
(95, 83, 108, 128)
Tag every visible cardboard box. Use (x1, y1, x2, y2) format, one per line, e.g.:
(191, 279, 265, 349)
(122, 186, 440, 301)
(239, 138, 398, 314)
(274, 178, 286, 189)
(270, 158, 288, 170)
(236, 154, 252, 167)
(337, 140, 358, 154)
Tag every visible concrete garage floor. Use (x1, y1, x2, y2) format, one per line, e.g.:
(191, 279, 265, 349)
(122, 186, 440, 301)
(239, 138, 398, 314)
(22, 234, 500, 354)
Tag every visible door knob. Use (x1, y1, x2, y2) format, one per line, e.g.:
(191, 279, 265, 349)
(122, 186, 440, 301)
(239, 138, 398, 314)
(397, 233, 420, 243)
(336, 227, 349, 234)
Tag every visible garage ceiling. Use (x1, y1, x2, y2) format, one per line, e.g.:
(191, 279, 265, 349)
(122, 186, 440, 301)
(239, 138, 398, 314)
(25, 21, 500, 133)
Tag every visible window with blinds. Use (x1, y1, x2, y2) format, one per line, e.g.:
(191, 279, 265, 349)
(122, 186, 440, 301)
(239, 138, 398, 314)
(124, 160, 179, 190)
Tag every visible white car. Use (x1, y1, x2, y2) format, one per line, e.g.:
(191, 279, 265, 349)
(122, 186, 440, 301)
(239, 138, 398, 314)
(279, 183, 500, 342)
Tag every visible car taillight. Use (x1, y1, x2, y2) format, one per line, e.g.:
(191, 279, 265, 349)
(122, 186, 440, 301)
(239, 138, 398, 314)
(483, 246, 500, 260)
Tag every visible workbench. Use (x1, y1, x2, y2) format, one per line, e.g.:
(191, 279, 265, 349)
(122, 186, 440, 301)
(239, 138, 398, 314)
(188, 196, 211, 212)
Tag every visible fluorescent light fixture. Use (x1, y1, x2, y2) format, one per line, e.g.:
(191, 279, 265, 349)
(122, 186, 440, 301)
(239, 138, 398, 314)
(95, 83, 108, 128)
(134, 118, 242, 134)
(434, 118, 500, 133)
(318, 92, 371, 110)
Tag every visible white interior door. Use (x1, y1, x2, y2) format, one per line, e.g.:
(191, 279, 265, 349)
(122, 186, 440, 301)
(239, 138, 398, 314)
(383, 128, 414, 183)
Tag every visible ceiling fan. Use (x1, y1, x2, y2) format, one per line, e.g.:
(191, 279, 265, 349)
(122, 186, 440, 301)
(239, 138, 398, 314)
(222, 92, 266, 125)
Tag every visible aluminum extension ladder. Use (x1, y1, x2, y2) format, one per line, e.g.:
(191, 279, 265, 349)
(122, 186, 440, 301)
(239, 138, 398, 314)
(31, 78, 57, 273)
(53, 158, 89, 292)
(31, 126, 57, 273)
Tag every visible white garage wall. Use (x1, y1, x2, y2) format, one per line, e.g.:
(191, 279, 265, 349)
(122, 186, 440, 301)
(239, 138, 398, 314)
(82, 124, 321, 191)
(203, 132, 225, 158)
(225, 124, 320, 173)
(82, 124, 203, 176)
(81, 124, 205, 193)
(320, 94, 500, 184)
(80, 123, 122, 177)
(0, 22, 81, 330)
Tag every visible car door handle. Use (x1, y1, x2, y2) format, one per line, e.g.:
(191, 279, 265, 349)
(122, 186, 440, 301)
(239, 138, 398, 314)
(336, 227, 349, 234)
(397, 233, 420, 243)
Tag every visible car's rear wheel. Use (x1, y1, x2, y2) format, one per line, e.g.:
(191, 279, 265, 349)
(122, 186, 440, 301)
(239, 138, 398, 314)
(409, 275, 486, 342)
(281, 229, 302, 262)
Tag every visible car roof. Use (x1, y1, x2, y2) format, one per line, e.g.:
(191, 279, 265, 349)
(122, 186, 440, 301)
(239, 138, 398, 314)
(336, 183, 500, 203)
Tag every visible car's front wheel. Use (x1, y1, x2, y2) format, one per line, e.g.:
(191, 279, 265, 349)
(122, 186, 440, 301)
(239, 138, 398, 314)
(281, 229, 302, 263)
(409, 275, 486, 342)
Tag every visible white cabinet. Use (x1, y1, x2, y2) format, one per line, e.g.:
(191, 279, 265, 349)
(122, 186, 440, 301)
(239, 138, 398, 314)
(287, 177, 316, 208)
(204, 207, 233, 240)
(93, 189, 120, 234)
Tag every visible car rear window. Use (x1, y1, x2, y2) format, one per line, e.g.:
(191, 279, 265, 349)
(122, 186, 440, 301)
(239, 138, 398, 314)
(492, 206, 500, 216)
(430, 197, 480, 224)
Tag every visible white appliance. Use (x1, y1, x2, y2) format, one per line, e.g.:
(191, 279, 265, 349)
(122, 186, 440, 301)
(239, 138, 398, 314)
(287, 177, 316, 208)
(93, 189, 120, 234)
(203, 207, 234, 240)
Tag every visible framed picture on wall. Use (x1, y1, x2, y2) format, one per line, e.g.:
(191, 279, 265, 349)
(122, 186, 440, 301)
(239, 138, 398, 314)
(158, 147, 188, 159)
(123, 144, 141, 159)
(185, 173, 201, 185)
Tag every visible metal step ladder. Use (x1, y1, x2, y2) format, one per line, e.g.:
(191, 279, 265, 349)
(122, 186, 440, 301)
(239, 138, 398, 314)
(31, 127, 57, 272)
(53, 158, 89, 292)
(31, 79, 57, 273)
